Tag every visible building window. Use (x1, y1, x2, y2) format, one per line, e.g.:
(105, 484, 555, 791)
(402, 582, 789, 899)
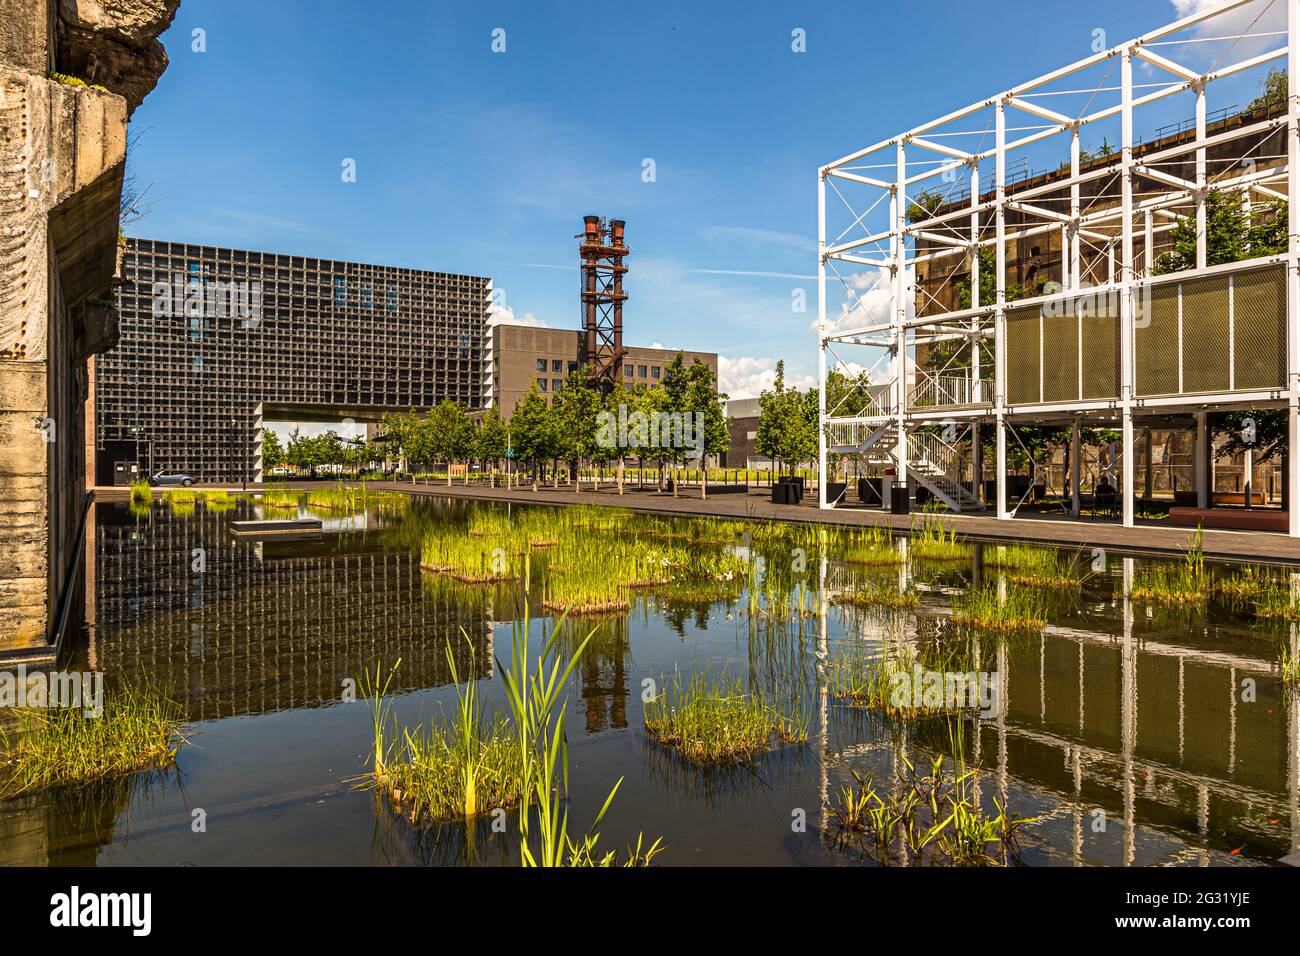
(385, 284, 398, 312)
(651, 366, 660, 380)
(361, 281, 373, 310)
(638, 365, 647, 378)
(536, 358, 547, 372)
(334, 277, 347, 307)
(567, 361, 577, 373)
(552, 359, 563, 373)
(538, 378, 547, 391)
(552, 379, 563, 392)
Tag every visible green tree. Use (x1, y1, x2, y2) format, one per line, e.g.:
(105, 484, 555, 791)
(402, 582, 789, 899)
(261, 429, 285, 473)
(476, 406, 509, 487)
(683, 360, 729, 499)
(511, 381, 559, 491)
(427, 400, 474, 486)
(757, 360, 816, 478)
(552, 370, 601, 493)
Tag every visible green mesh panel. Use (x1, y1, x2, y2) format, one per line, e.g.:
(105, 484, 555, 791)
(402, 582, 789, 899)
(1080, 309, 1120, 400)
(1041, 301, 1079, 403)
(1232, 265, 1286, 391)
(1135, 281, 1179, 396)
(1181, 273, 1231, 393)
(1005, 305, 1040, 404)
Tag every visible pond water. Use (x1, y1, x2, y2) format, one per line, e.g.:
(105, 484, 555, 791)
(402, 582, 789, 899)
(0, 494, 1296, 866)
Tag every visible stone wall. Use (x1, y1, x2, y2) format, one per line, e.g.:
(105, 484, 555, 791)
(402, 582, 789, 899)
(0, 0, 175, 650)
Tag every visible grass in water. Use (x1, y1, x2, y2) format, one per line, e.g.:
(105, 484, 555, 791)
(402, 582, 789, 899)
(0, 686, 183, 796)
(831, 723, 1035, 866)
(991, 544, 1084, 588)
(1281, 644, 1299, 685)
(162, 488, 197, 516)
(909, 517, 971, 562)
(951, 585, 1047, 634)
(367, 646, 525, 824)
(1255, 585, 1300, 622)
(838, 526, 903, 566)
(643, 671, 808, 764)
(129, 478, 151, 504)
(836, 582, 920, 611)
(1130, 528, 1207, 606)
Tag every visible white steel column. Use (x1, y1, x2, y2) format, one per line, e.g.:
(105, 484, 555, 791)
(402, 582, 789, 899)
(995, 100, 1009, 520)
(1196, 77, 1208, 270)
(1121, 49, 1136, 528)
(1290, 0, 1300, 536)
(817, 168, 829, 509)
(971, 162, 982, 403)
(894, 140, 909, 502)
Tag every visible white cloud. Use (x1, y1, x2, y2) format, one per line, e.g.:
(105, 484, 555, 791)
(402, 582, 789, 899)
(487, 301, 547, 329)
(1166, 0, 1284, 63)
(818, 266, 915, 334)
(718, 355, 815, 399)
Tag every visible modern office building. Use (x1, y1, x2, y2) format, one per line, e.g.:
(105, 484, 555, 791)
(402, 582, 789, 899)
(92, 238, 490, 484)
(483, 323, 718, 417)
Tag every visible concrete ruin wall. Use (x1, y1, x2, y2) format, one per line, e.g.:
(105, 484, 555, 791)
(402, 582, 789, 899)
(0, 0, 176, 649)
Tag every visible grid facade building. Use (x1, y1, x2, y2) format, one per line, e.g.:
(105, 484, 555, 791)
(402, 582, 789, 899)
(94, 238, 490, 484)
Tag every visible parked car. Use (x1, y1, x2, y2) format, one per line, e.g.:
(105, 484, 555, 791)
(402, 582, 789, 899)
(149, 471, 195, 487)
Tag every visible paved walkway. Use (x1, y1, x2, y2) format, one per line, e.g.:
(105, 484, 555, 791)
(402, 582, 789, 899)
(95, 480, 1300, 563)
(362, 481, 1300, 564)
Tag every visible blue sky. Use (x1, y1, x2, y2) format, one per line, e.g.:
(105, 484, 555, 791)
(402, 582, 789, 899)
(128, 0, 1256, 399)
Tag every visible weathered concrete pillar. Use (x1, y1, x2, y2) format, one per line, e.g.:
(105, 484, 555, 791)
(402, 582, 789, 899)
(0, 0, 176, 651)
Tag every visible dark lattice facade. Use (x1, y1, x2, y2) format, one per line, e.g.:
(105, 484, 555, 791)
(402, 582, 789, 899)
(95, 238, 489, 483)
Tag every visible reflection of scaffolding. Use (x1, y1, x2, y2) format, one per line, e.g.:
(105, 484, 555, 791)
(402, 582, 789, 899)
(816, 0, 1300, 534)
(813, 549, 1300, 864)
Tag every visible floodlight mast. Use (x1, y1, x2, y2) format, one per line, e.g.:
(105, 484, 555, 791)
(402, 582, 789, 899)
(816, 0, 1300, 536)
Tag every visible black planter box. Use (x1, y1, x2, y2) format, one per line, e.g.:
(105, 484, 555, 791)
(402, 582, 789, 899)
(825, 482, 847, 505)
(890, 485, 911, 515)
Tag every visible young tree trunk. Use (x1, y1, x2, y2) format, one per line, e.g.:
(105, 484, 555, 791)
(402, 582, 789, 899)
(617, 455, 625, 495)
(700, 459, 708, 500)
(532, 460, 539, 493)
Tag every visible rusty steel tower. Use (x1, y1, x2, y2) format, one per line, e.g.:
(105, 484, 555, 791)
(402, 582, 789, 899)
(579, 215, 628, 392)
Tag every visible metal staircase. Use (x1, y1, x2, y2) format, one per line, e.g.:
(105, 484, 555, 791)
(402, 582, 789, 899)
(825, 422, 985, 513)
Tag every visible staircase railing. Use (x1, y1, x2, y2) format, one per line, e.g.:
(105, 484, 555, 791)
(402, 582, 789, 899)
(908, 372, 992, 409)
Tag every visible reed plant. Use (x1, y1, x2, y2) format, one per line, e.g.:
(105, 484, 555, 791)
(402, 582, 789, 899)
(1255, 584, 1300, 622)
(991, 544, 1084, 588)
(831, 723, 1034, 865)
(643, 670, 808, 764)
(1131, 528, 1207, 606)
(260, 487, 301, 508)
(909, 517, 971, 562)
(836, 582, 920, 612)
(366, 647, 526, 824)
(951, 585, 1047, 633)
(129, 478, 151, 504)
(498, 582, 664, 866)
(0, 685, 183, 796)
(837, 526, 903, 566)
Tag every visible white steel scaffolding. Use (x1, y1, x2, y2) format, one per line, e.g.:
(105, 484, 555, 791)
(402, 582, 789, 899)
(817, 0, 1300, 535)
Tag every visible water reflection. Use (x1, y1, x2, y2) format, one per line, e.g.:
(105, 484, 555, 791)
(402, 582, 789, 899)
(0, 498, 1295, 866)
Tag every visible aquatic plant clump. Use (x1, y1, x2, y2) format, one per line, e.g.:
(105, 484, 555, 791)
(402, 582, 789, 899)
(129, 478, 151, 504)
(909, 518, 971, 562)
(832, 756, 1035, 866)
(1130, 529, 1208, 606)
(991, 544, 1084, 588)
(951, 586, 1047, 634)
(0, 687, 183, 796)
(836, 526, 903, 566)
(836, 583, 920, 612)
(643, 672, 808, 764)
